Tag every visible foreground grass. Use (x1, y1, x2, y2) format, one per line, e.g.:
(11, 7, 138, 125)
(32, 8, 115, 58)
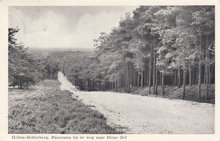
(8, 80, 121, 134)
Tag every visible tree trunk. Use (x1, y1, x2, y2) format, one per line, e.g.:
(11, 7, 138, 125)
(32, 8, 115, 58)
(192, 67, 195, 85)
(92, 80, 94, 91)
(141, 70, 144, 87)
(209, 64, 214, 84)
(203, 66, 206, 84)
(153, 49, 156, 94)
(133, 71, 135, 86)
(189, 67, 192, 86)
(162, 73, 165, 96)
(131, 69, 135, 86)
(155, 68, 158, 95)
(111, 82, 113, 91)
(145, 70, 148, 86)
(209, 64, 212, 84)
(115, 80, 118, 91)
(198, 57, 202, 101)
(127, 62, 130, 93)
(182, 70, 186, 99)
(198, 34, 203, 101)
(205, 61, 209, 100)
(124, 73, 126, 92)
(144, 70, 147, 86)
(137, 72, 140, 86)
(148, 47, 153, 94)
(205, 36, 210, 100)
(198, 63, 201, 101)
(173, 69, 176, 86)
(178, 67, 181, 88)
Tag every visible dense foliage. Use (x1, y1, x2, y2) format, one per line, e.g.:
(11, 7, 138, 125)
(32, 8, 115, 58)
(60, 6, 215, 101)
(8, 28, 47, 88)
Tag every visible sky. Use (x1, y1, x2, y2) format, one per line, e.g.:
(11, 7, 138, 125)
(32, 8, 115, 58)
(9, 6, 137, 49)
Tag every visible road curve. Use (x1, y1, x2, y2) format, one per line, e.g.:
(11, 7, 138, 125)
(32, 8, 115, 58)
(58, 71, 214, 134)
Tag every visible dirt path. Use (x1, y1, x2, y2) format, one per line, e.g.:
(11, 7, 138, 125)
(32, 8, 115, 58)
(58, 72, 215, 134)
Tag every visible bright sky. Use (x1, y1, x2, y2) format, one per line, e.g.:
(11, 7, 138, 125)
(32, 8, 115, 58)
(9, 6, 137, 49)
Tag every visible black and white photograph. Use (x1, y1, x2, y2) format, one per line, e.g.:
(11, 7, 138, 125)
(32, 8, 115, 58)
(5, 4, 216, 136)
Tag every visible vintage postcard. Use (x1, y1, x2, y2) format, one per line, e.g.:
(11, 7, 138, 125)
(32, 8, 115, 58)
(0, 0, 219, 141)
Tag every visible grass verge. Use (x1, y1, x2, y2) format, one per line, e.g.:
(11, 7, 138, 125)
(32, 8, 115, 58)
(8, 80, 122, 134)
(123, 84, 215, 104)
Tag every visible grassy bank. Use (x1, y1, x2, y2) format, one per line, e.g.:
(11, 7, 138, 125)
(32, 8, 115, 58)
(120, 84, 215, 104)
(8, 80, 121, 134)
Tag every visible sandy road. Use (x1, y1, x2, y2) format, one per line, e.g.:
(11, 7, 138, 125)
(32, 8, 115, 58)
(58, 72, 214, 134)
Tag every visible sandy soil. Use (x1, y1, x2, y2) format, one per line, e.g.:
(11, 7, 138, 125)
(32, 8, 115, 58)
(58, 72, 215, 134)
